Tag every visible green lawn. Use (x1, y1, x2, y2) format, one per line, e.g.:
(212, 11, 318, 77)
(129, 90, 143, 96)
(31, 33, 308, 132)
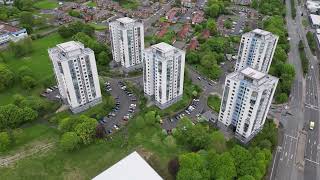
(121, 0, 139, 9)
(0, 124, 59, 156)
(89, 23, 108, 31)
(86, 1, 97, 7)
(0, 33, 65, 105)
(207, 95, 221, 113)
(34, 0, 59, 9)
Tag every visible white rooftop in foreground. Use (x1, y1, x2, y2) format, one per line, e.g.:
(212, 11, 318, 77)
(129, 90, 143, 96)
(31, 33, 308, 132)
(241, 67, 266, 80)
(92, 151, 163, 180)
(117, 17, 135, 24)
(153, 42, 175, 53)
(310, 14, 320, 25)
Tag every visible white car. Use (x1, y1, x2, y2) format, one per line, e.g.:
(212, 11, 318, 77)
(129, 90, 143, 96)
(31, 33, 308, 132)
(310, 121, 315, 130)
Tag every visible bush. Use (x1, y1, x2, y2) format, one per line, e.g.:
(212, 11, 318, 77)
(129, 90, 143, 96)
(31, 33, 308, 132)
(21, 76, 37, 89)
(0, 131, 11, 151)
(58, 21, 95, 39)
(8, 37, 33, 57)
(276, 93, 288, 104)
(0, 63, 14, 91)
(68, 10, 81, 18)
(60, 132, 81, 152)
(306, 31, 317, 55)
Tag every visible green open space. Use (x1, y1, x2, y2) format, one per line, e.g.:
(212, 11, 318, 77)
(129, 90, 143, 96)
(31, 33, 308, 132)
(0, 33, 65, 105)
(86, 1, 97, 7)
(34, 0, 59, 10)
(207, 95, 221, 113)
(89, 23, 108, 31)
(0, 113, 183, 179)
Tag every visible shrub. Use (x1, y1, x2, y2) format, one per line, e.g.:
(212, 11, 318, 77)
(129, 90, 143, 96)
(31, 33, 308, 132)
(60, 132, 81, 152)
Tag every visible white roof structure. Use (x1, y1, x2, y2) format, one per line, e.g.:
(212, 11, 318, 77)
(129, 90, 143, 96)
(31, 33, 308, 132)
(252, 28, 270, 36)
(92, 151, 163, 180)
(310, 14, 320, 26)
(117, 17, 135, 24)
(153, 42, 176, 53)
(241, 67, 266, 80)
(57, 41, 83, 52)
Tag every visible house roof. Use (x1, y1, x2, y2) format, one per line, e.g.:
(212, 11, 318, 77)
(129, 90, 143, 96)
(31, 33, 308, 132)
(92, 151, 163, 180)
(0, 21, 20, 33)
(178, 24, 190, 39)
(188, 38, 199, 50)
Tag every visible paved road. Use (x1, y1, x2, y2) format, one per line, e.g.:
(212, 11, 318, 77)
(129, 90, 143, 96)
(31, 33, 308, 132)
(270, 0, 320, 179)
(143, 0, 174, 28)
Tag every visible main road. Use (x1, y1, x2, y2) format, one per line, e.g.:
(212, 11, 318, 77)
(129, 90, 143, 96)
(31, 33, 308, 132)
(270, 0, 320, 179)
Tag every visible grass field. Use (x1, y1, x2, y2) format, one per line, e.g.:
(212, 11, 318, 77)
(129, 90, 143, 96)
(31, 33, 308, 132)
(0, 33, 65, 105)
(86, 1, 97, 7)
(0, 116, 181, 179)
(89, 23, 108, 31)
(34, 0, 58, 9)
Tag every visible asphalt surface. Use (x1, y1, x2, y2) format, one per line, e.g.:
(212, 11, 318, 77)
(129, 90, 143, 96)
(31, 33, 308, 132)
(270, 0, 320, 179)
(161, 67, 223, 130)
(101, 78, 138, 134)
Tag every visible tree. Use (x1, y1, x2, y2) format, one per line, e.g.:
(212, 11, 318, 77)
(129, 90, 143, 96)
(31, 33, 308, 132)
(186, 51, 199, 64)
(8, 38, 33, 57)
(69, 10, 81, 18)
(0, 131, 10, 151)
(210, 131, 226, 152)
(21, 76, 37, 89)
(0, 63, 14, 91)
(96, 124, 106, 139)
(213, 152, 237, 180)
(238, 175, 255, 180)
(21, 107, 38, 123)
(276, 93, 288, 104)
(168, 157, 180, 177)
(0, 104, 23, 129)
(206, 18, 217, 35)
(210, 63, 222, 80)
(17, 66, 32, 78)
(59, 116, 84, 132)
(60, 132, 81, 152)
(177, 152, 210, 180)
(144, 111, 157, 126)
(206, 4, 220, 18)
(75, 117, 98, 145)
(97, 51, 108, 66)
(19, 11, 34, 33)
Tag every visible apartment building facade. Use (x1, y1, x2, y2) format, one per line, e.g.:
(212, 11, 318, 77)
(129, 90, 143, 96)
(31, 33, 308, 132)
(235, 29, 279, 73)
(218, 67, 278, 143)
(48, 41, 102, 113)
(143, 42, 185, 109)
(109, 17, 144, 69)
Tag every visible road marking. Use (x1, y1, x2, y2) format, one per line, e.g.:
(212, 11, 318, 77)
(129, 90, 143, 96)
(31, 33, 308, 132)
(305, 158, 320, 165)
(285, 134, 298, 140)
(291, 154, 293, 159)
(270, 146, 281, 180)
